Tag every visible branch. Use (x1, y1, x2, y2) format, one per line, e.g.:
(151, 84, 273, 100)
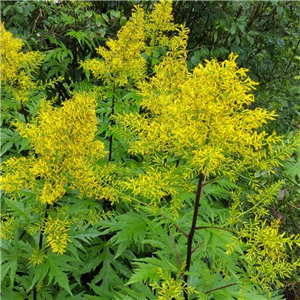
(283, 37, 300, 77)
(191, 240, 204, 254)
(204, 283, 238, 294)
(168, 223, 182, 268)
(195, 226, 237, 235)
(190, 283, 238, 300)
(31, 7, 42, 36)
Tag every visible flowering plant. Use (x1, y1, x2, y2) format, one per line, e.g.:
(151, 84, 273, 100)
(1, 2, 300, 300)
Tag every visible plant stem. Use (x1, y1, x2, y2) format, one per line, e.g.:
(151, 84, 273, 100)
(191, 240, 204, 254)
(33, 202, 50, 300)
(108, 84, 116, 161)
(183, 172, 204, 300)
(189, 283, 238, 300)
(20, 100, 29, 123)
(33, 287, 37, 300)
(195, 226, 237, 234)
(204, 283, 237, 294)
(21, 99, 39, 300)
(38, 203, 50, 249)
(168, 223, 182, 268)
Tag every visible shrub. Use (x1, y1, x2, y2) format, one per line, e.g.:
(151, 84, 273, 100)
(1, 2, 300, 300)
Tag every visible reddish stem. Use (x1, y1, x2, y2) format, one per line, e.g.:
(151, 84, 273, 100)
(183, 172, 204, 300)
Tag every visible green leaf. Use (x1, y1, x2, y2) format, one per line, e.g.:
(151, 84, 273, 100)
(29, 263, 50, 290)
(116, 283, 156, 300)
(126, 263, 159, 285)
(110, 10, 120, 20)
(104, 211, 148, 257)
(5, 197, 26, 217)
(1, 141, 13, 157)
(276, 5, 284, 15)
(3, 5, 12, 16)
(89, 242, 124, 297)
(1, 240, 19, 286)
(86, 10, 93, 19)
(69, 226, 101, 245)
(127, 256, 177, 285)
(45, 253, 74, 295)
(191, 55, 199, 66)
(102, 13, 109, 23)
(195, 292, 208, 300)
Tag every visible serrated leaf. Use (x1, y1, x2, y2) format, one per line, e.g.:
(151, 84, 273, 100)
(69, 226, 101, 245)
(1, 240, 19, 286)
(29, 263, 50, 290)
(106, 211, 147, 257)
(5, 198, 26, 216)
(55, 283, 87, 300)
(116, 282, 156, 300)
(126, 263, 159, 285)
(89, 242, 123, 294)
(127, 256, 177, 285)
(45, 253, 73, 295)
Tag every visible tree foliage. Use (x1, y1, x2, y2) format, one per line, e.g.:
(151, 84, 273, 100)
(1, 1, 300, 300)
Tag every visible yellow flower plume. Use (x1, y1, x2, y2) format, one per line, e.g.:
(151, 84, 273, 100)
(1, 23, 45, 103)
(117, 54, 281, 176)
(81, 5, 146, 86)
(1, 93, 106, 204)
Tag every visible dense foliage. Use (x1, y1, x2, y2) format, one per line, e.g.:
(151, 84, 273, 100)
(2, 0, 300, 128)
(1, 1, 300, 300)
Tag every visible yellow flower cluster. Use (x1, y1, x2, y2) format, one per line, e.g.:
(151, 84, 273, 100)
(144, 1, 180, 54)
(227, 181, 300, 292)
(29, 247, 46, 266)
(146, 1, 176, 33)
(123, 166, 179, 204)
(1, 23, 44, 103)
(117, 54, 281, 176)
(150, 267, 197, 300)
(227, 181, 283, 225)
(0, 156, 37, 197)
(240, 219, 300, 291)
(81, 1, 188, 87)
(81, 6, 146, 86)
(0, 215, 16, 242)
(1, 93, 106, 204)
(43, 215, 72, 255)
